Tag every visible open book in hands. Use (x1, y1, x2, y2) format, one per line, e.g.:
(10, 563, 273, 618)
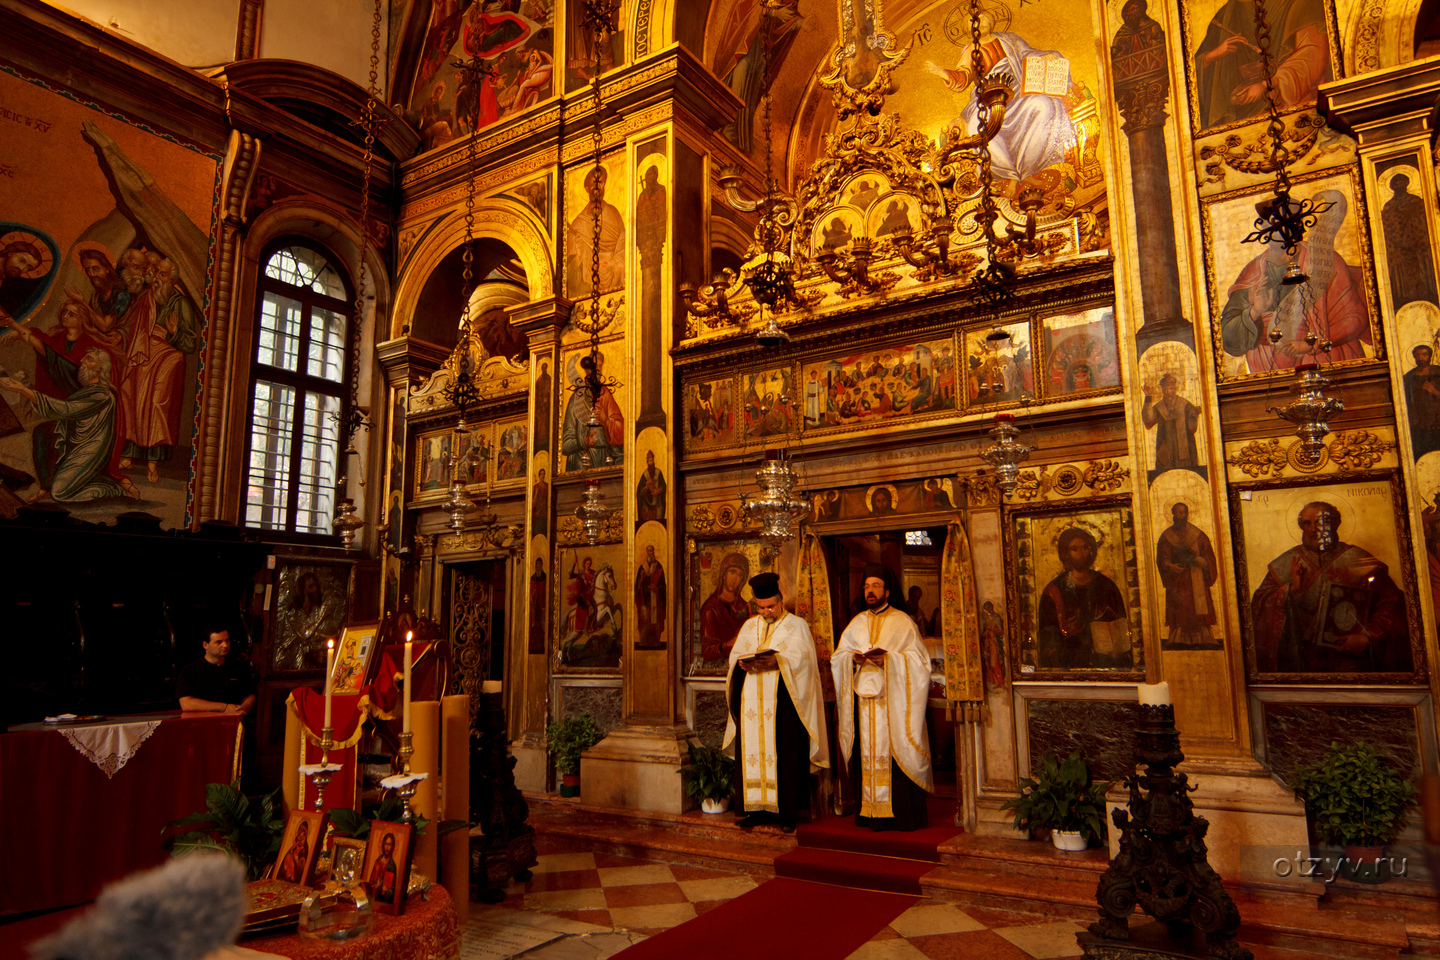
(852, 647, 888, 666)
(739, 650, 779, 671)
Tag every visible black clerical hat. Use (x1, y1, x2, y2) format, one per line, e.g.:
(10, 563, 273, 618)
(749, 571, 781, 599)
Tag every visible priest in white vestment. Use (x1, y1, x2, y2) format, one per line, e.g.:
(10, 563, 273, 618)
(722, 572, 829, 831)
(833, 563, 934, 831)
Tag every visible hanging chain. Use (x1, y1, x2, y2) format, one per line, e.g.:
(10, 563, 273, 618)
(337, 0, 382, 467)
(590, 25, 604, 351)
(1251, 0, 1291, 198)
(761, 11, 775, 249)
(970, 0, 998, 270)
(578, 1, 617, 407)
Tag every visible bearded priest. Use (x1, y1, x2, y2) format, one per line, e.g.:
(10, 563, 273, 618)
(833, 563, 934, 831)
(722, 572, 829, 832)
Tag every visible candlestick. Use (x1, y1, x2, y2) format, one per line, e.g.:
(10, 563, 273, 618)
(1137, 681, 1171, 706)
(403, 632, 413, 733)
(324, 638, 335, 729)
(397, 730, 417, 823)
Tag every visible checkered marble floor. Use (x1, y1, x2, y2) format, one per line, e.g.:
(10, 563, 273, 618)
(462, 841, 1088, 959)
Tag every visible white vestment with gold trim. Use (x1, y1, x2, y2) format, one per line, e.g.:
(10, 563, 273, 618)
(721, 613, 829, 812)
(832, 607, 934, 818)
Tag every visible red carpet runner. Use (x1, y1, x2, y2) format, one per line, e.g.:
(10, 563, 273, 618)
(614, 877, 915, 959)
(619, 797, 963, 956)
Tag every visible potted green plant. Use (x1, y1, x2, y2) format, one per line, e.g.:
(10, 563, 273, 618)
(1290, 740, 1417, 883)
(162, 781, 286, 880)
(678, 741, 735, 813)
(1002, 750, 1111, 851)
(547, 714, 604, 797)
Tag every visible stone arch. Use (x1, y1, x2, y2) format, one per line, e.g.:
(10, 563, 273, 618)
(392, 197, 554, 342)
(211, 197, 391, 527)
(1344, 0, 1426, 76)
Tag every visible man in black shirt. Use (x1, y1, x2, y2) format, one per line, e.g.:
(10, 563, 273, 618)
(177, 628, 256, 715)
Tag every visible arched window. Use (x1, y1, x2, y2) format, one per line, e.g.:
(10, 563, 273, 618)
(243, 242, 353, 535)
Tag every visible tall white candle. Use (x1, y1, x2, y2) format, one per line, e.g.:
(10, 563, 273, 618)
(403, 632, 414, 733)
(324, 638, 335, 729)
(1137, 681, 1171, 706)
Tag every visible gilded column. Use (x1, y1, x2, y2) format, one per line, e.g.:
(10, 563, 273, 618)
(509, 296, 571, 792)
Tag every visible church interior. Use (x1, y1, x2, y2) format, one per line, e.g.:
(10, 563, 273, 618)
(4, 0, 1440, 956)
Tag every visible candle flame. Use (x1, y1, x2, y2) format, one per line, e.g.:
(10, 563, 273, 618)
(406, 631, 413, 642)
(327, 638, 334, 650)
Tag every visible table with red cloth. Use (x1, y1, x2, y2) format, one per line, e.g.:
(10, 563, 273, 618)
(243, 883, 460, 960)
(0, 712, 241, 915)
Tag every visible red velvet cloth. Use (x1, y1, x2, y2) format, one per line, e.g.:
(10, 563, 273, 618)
(291, 689, 367, 744)
(0, 713, 241, 915)
(291, 690, 366, 812)
(243, 883, 460, 959)
(378, 642, 441, 698)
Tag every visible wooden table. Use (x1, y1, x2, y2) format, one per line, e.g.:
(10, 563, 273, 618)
(0, 712, 241, 915)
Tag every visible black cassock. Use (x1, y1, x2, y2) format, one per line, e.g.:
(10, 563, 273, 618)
(730, 668, 812, 826)
(848, 696, 929, 832)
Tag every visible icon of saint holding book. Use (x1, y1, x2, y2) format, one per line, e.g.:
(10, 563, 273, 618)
(924, 10, 1077, 183)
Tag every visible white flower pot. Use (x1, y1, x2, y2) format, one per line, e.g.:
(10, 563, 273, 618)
(701, 797, 730, 814)
(1051, 829, 1087, 851)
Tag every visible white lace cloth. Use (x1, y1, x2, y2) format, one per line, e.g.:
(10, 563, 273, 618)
(60, 720, 162, 779)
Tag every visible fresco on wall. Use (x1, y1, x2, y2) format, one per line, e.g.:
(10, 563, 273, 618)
(683, 376, 736, 452)
(810, 477, 957, 522)
(1234, 475, 1421, 680)
(710, 0, 809, 152)
(1040, 306, 1119, 399)
(556, 542, 625, 672)
(964, 321, 1033, 407)
(408, 1, 556, 153)
(742, 367, 795, 439)
(1108, 0, 1191, 351)
(1180, 0, 1333, 135)
(558, 339, 624, 473)
(1399, 302, 1440, 462)
(565, 0, 626, 91)
(1373, 156, 1440, 465)
(687, 538, 788, 676)
(0, 70, 216, 527)
(882, 0, 1107, 248)
(1150, 467, 1223, 651)
(454, 427, 489, 484)
(563, 153, 628, 341)
(415, 428, 454, 498)
(1008, 503, 1143, 678)
(1137, 342, 1207, 483)
(801, 338, 954, 429)
(495, 419, 527, 482)
(1204, 169, 1378, 380)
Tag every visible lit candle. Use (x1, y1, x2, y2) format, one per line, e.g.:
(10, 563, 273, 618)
(324, 638, 335, 729)
(403, 631, 413, 733)
(1137, 682, 1170, 706)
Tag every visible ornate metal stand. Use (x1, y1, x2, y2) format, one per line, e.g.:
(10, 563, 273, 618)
(381, 730, 427, 822)
(298, 727, 344, 813)
(469, 688, 537, 904)
(1082, 704, 1252, 960)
